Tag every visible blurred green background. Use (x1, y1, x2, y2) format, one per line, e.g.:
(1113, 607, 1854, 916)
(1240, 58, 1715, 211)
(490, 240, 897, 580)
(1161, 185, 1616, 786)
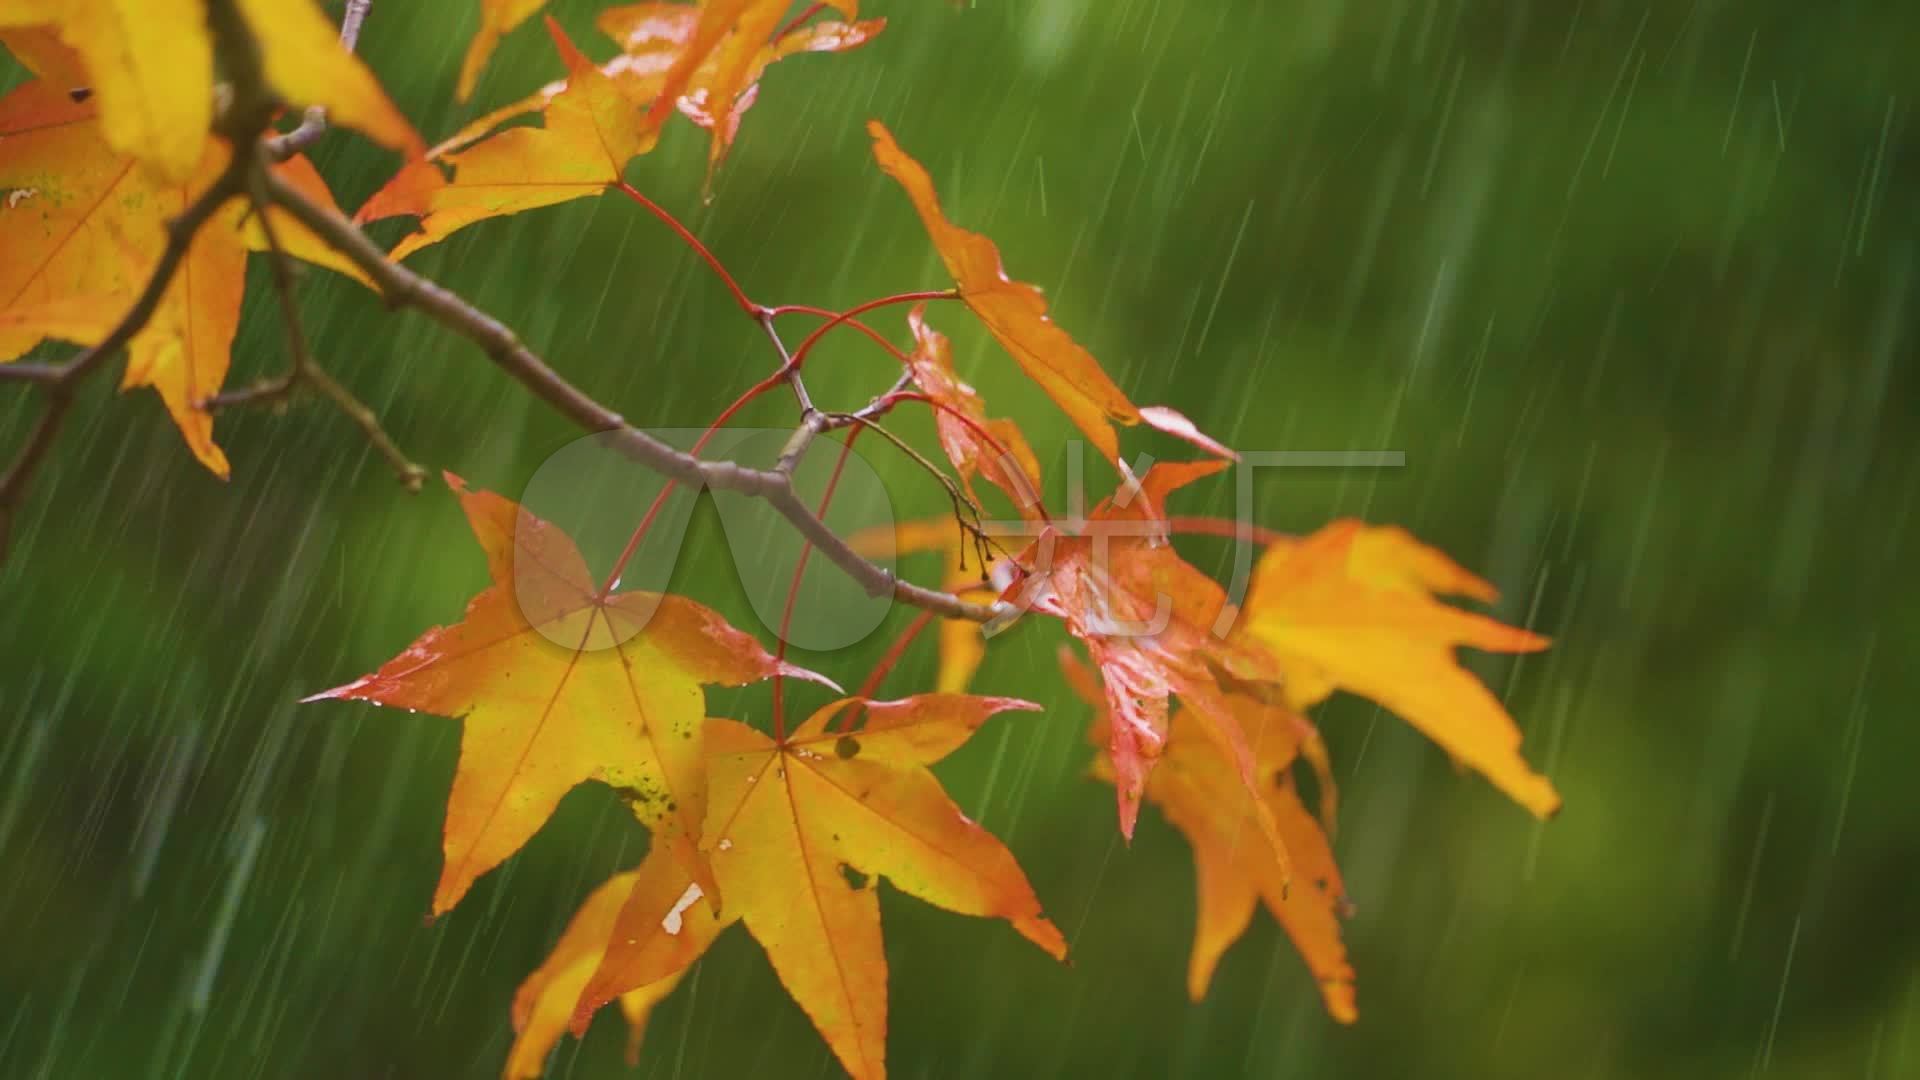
(3, 1, 1916, 1077)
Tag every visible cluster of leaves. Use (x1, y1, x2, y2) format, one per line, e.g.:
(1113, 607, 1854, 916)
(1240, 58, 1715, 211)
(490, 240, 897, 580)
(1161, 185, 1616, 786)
(0, 0, 412, 474)
(0, 4, 1561, 1078)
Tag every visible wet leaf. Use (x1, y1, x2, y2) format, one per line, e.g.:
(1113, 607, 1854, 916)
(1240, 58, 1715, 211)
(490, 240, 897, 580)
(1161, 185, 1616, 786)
(0, 79, 368, 475)
(869, 121, 1234, 466)
(377, 3, 880, 240)
(1236, 521, 1560, 817)
(457, 0, 549, 101)
(304, 474, 832, 916)
(573, 694, 1064, 1080)
(365, 18, 648, 262)
(0, 0, 419, 181)
(1012, 461, 1288, 849)
(903, 303, 1043, 509)
(504, 859, 686, 1080)
(0, 0, 209, 180)
(1066, 649, 1356, 1021)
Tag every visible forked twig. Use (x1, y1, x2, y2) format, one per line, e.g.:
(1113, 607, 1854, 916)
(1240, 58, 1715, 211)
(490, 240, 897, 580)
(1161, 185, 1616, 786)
(259, 169, 1007, 624)
(266, 0, 374, 160)
(209, 162, 426, 491)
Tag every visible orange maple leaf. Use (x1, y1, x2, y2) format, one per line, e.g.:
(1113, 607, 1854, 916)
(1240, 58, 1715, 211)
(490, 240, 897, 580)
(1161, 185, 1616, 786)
(363, 18, 650, 262)
(666, 0, 864, 182)
(457, 0, 551, 101)
(0, 76, 369, 477)
(1064, 648, 1357, 1021)
(1011, 460, 1290, 853)
(375, 6, 879, 247)
(304, 474, 833, 917)
(868, 121, 1235, 467)
(503, 858, 686, 1080)
(902, 303, 1044, 509)
(568, 694, 1065, 1080)
(0, 0, 419, 181)
(1235, 520, 1560, 817)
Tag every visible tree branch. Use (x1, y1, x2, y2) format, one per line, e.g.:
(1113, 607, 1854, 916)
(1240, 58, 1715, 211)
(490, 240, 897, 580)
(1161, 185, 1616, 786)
(0, 153, 255, 559)
(0, 363, 66, 386)
(260, 169, 1007, 624)
(209, 163, 426, 491)
(266, 0, 373, 160)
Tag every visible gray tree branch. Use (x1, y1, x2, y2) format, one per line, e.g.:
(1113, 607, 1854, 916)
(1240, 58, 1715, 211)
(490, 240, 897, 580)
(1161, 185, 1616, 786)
(259, 169, 1006, 624)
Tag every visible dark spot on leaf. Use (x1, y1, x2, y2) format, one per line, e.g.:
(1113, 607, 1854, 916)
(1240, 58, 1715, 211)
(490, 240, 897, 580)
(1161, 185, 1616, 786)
(835, 735, 860, 759)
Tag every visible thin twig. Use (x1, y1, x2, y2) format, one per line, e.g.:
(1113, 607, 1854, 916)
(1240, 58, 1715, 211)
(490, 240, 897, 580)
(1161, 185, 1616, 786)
(266, 0, 373, 160)
(826, 410, 1005, 574)
(828, 412, 977, 526)
(299, 363, 427, 491)
(0, 153, 255, 559)
(209, 165, 425, 491)
(836, 369, 916, 427)
(772, 427, 864, 741)
(774, 411, 828, 475)
(756, 308, 815, 414)
(261, 169, 1006, 624)
(0, 364, 66, 385)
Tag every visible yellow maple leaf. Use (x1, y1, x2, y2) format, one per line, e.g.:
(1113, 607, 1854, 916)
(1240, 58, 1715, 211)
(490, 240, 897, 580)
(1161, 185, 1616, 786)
(0, 79, 366, 475)
(0, 0, 419, 182)
(1236, 520, 1561, 817)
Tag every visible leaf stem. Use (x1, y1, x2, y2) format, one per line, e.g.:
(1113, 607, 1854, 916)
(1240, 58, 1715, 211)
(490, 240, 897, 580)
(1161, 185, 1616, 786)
(612, 181, 757, 316)
(597, 364, 796, 597)
(869, 390, 1052, 525)
(854, 609, 935, 702)
(786, 290, 957, 374)
(772, 428, 863, 741)
(766, 304, 912, 365)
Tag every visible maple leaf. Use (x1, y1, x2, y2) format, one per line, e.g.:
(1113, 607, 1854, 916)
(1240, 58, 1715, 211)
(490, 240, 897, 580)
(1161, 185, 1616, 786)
(570, 694, 1065, 1080)
(1063, 648, 1357, 1021)
(362, 18, 646, 263)
(1011, 460, 1290, 851)
(366, 6, 880, 248)
(0, 78, 370, 476)
(646, 3, 879, 180)
(303, 474, 833, 917)
(1234, 520, 1561, 817)
(665, 0, 863, 182)
(0, 24, 87, 87)
(903, 303, 1043, 509)
(504, 859, 686, 1080)
(868, 121, 1234, 467)
(457, 0, 550, 102)
(0, 0, 420, 181)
